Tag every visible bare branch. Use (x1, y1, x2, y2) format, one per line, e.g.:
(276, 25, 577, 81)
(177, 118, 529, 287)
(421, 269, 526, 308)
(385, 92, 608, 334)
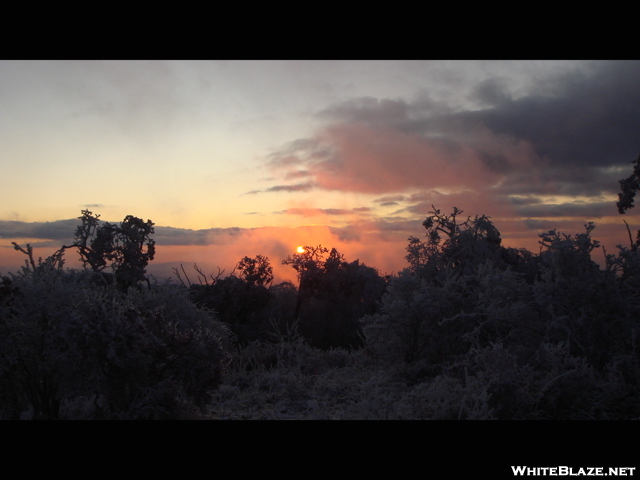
(623, 219, 635, 250)
(172, 267, 187, 288)
(192, 263, 209, 286)
(180, 264, 192, 287)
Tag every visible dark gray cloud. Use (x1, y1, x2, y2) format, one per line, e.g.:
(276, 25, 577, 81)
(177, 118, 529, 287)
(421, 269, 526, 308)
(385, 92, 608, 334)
(264, 61, 640, 207)
(374, 195, 408, 205)
(284, 170, 312, 179)
(452, 61, 640, 168)
(274, 207, 371, 217)
(318, 97, 411, 125)
(152, 226, 244, 246)
(496, 164, 624, 198)
(329, 225, 362, 242)
(243, 182, 318, 195)
(266, 182, 316, 193)
(0, 219, 247, 248)
(266, 138, 334, 168)
(0, 219, 79, 241)
(506, 196, 543, 206)
(329, 217, 428, 244)
(468, 77, 513, 107)
(317, 95, 452, 130)
(513, 201, 615, 219)
(523, 218, 548, 231)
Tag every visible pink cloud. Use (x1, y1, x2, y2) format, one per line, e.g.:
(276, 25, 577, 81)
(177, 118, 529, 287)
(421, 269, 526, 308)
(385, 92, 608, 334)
(268, 122, 540, 195)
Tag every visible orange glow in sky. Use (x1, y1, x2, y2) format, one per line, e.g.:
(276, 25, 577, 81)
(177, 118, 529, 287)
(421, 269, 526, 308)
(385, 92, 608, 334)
(1, 61, 639, 283)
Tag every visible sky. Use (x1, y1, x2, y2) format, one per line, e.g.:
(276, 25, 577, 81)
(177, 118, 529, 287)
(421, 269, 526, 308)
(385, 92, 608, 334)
(1, 60, 639, 284)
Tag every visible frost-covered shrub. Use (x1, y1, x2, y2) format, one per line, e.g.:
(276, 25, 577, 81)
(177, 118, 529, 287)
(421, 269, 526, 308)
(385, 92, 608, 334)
(362, 260, 541, 368)
(399, 373, 495, 420)
(532, 223, 639, 369)
(406, 206, 505, 278)
(362, 271, 431, 364)
(0, 266, 229, 419)
(599, 354, 640, 419)
(361, 206, 640, 418)
(537, 222, 601, 282)
(190, 275, 273, 346)
(528, 342, 605, 419)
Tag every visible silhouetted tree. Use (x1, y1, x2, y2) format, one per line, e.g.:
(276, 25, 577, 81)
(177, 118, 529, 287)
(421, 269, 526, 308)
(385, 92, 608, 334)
(283, 246, 386, 349)
(406, 206, 504, 279)
(617, 153, 640, 250)
(68, 210, 156, 289)
(617, 152, 640, 214)
(1, 219, 228, 419)
(236, 255, 274, 287)
(188, 259, 274, 346)
(10, 210, 156, 290)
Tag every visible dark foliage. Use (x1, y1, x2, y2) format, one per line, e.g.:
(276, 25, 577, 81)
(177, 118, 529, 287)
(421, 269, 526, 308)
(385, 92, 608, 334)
(0, 212, 229, 419)
(189, 275, 273, 346)
(363, 204, 640, 419)
(0, 267, 229, 419)
(4, 154, 640, 419)
(617, 152, 640, 215)
(236, 255, 274, 287)
(73, 210, 156, 289)
(283, 246, 387, 350)
(617, 153, 640, 251)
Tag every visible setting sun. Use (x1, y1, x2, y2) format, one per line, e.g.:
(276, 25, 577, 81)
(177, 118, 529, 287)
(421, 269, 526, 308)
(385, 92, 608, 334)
(296, 246, 305, 253)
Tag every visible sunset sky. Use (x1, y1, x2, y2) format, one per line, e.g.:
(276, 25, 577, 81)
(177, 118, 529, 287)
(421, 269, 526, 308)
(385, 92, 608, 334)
(1, 60, 639, 283)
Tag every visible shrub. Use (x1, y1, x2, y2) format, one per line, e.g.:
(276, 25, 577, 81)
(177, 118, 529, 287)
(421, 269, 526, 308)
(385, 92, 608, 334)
(189, 275, 273, 346)
(0, 266, 230, 419)
(283, 246, 387, 350)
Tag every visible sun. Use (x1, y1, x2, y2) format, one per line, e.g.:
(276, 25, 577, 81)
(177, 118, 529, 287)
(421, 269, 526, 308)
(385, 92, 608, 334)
(296, 246, 305, 253)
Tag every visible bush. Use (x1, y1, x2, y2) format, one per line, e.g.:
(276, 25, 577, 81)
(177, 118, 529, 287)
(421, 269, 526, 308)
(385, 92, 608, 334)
(189, 275, 274, 346)
(0, 266, 230, 419)
(283, 246, 387, 350)
(361, 206, 640, 418)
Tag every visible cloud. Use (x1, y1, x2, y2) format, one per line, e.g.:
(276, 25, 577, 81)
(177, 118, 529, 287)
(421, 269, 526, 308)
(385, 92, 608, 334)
(374, 195, 408, 207)
(284, 170, 313, 180)
(268, 123, 539, 195)
(512, 201, 615, 219)
(263, 62, 640, 202)
(317, 97, 412, 125)
(265, 183, 317, 193)
(153, 226, 245, 246)
(266, 93, 544, 196)
(255, 61, 640, 262)
(274, 207, 371, 217)
(0, 219, 79, 241)
(246, 182, 318, 194)
(457, 61, 640, 169)
(0, 219, 247, 249)
(468, 77, 513, 107)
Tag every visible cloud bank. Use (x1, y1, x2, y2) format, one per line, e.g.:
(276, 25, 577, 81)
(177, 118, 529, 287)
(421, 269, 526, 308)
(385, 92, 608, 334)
(261, 61, 640, 224)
